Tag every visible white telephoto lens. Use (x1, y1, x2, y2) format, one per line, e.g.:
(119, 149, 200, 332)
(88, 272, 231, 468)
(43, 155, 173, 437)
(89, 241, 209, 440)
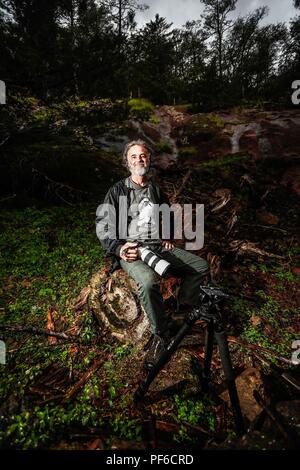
(139, 247, 171, 277)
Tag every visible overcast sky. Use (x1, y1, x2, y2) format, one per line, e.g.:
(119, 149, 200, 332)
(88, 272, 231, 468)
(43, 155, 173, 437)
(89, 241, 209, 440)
(135, 0, 298, 28)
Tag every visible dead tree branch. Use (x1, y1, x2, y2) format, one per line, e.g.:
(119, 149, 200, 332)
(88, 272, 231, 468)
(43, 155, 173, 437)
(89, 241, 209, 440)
(0, 324, 72, 340)
(62, 358, 103, 403)
(228, 336, 295, 365)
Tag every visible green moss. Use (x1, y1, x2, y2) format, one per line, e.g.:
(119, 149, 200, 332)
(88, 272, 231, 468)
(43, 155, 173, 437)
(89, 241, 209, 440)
(200, 153, 250, 169)
(30, 109, 50, 124)
(155, 140, 173, 154)
(149, 114, 160, 124)
(0, 204, 117, 448)
(250, 263, 299, 283)
(128, 98, 154, 120)
(178, 146, 198, 159)
(192, 114, 213, 129)
(208, 113, 225, 129)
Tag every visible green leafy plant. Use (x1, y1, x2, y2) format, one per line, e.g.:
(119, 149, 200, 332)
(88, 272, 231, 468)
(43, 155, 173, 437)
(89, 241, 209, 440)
(173, 394, 216, 442)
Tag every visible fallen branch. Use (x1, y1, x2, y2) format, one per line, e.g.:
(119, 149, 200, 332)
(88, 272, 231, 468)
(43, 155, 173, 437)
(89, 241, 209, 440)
(182, 421, 211, 436)
(36, 394, 65, 405)
(228, 240, 285, 259)
(253, 390, 298, 449)
(144, 419, 212, 438)
(47, 308, 57, 345)
(62, 358, 103, 403)
(171, 169, 192, 202)
(31, 168, 89, 206)
(0, 324, 71, 340)
(32, 168, 88, 195)
(72, 286, 91, 311)
(0, 193, 16, 203)
(253, 352, 300, 392)
(241, 224, 288, 234)
(228, 336, 295, 365)
(0, 135, 10, 147)
(210, 189, 231, 213)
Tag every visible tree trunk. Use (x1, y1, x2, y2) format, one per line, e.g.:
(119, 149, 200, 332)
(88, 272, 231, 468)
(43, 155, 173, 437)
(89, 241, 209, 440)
(70, 1, 80, 97)
(216, 0, 223, 82)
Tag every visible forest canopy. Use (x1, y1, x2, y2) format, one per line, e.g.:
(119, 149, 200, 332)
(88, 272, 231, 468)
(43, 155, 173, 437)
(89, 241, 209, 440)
(0, 0, 299, 109)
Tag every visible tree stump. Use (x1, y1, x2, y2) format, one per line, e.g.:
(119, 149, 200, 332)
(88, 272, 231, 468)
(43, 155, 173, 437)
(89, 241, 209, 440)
(88, 267, 181, 347)
(89, 268, 151, 347)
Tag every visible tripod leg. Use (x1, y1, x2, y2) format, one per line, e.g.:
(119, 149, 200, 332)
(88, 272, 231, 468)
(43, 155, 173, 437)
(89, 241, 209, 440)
(214, 329, 245, 436)
(134, 321, 192, 402)
(202, 320, 214, 392)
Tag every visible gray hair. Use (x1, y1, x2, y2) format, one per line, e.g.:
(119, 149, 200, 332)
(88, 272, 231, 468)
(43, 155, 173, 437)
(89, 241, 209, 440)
(122, 140, 152, 169)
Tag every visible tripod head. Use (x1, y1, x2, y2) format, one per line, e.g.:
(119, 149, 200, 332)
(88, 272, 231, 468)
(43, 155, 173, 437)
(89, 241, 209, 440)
(198, 283, 260, 307)
(199, 284, 230, 304)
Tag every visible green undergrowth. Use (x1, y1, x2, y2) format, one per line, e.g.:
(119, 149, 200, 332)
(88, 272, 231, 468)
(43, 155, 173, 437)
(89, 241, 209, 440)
(192, 113, 225, 130)
(1, 126, 123, 204)
(172, 395, 217, 443)
(0, 205, 103, 313)
(0, 204, 146, 450)
(200, 153, 250, 169)
(0, 343, 141, 449)
(128, 98, 154, 120)
(6, 96, 128, 127)
(0, 207, 103, 386)
(229, 287, 300, 364)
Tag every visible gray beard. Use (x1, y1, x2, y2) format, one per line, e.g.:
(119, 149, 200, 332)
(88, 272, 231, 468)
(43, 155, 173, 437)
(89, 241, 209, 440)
(129, 164, 150, 177)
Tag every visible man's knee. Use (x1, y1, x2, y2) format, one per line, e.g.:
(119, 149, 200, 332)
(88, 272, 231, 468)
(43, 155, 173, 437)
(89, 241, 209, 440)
(139, 271, 159, 294)
(190, 256, 209, 276)
(198, 259, 209, 275)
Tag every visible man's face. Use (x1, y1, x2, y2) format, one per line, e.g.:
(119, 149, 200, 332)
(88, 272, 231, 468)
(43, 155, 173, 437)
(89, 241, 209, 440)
(127, 145, 150, 176)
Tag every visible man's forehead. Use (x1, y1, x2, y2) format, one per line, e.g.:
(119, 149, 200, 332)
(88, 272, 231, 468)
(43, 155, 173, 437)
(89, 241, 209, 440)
(128, 145, 148, 156)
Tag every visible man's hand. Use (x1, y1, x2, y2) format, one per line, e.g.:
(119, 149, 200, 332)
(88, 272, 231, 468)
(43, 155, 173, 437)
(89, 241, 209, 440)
(161, 240, 175, 250)
(119, 242, 139, 262)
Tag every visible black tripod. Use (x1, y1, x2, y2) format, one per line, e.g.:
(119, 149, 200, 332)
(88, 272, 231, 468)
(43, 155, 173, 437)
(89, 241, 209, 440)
(134, 285, 257, 435)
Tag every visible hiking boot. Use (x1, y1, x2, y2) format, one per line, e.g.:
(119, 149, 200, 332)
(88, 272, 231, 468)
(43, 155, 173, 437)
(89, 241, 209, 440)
(177, 303, 193, 314)
(143, 334, 168, 371)
(143, 318, 182, 371)
(160, 316, 181, 336)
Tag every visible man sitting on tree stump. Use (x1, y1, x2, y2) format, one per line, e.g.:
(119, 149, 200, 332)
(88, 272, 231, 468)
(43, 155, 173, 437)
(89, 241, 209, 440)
(95, 140, 209, 370)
